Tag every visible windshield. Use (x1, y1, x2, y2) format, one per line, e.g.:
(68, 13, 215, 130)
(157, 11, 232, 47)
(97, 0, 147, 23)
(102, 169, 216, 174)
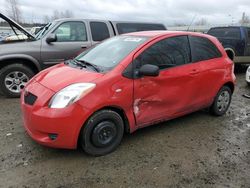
(76, 36, 148, 71)
(35, 22, 56, 40)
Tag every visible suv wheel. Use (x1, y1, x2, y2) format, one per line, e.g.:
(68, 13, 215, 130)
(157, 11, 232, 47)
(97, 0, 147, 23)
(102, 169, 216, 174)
(210, 86, 232, 116)
(80, 110, 124, 156)
(0, 64, 35, 98)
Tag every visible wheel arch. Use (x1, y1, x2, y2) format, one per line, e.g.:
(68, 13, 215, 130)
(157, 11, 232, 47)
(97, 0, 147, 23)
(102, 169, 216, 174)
(223, 81, 235, 93)
(224, 48, 235, 61)
(76, 105, 131, 148)
(0, 54, 41, 73)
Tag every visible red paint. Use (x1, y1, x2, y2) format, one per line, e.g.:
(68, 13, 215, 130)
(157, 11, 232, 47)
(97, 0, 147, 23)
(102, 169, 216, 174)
(21, 31, 236, 149)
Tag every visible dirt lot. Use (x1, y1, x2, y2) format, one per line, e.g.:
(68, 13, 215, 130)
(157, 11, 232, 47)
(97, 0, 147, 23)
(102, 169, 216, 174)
(0, 68, 249, 188)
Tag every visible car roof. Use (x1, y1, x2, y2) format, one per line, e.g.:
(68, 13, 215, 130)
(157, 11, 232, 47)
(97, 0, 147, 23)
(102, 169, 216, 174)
(123, 30, 210, 38)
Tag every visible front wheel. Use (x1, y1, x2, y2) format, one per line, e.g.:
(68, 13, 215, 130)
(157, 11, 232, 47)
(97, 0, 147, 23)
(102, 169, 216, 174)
(80, 110, 124, 156)
(0, 64, 35, 98)
(210, 86, 232, 116)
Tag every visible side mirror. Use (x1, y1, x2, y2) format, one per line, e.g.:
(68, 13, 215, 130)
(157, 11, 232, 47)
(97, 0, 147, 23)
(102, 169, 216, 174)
(139, 64, 159, 77)
(46, 34, 57, 43)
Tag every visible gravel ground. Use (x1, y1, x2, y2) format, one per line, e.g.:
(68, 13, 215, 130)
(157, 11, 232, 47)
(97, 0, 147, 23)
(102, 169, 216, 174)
(0, 68, 249, 188)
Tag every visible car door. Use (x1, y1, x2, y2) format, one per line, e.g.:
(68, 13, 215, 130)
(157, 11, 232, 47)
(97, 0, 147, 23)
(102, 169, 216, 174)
(40, 21, 92, 65)
(133, 35, 202, 127)
(189, 35, 225, 105)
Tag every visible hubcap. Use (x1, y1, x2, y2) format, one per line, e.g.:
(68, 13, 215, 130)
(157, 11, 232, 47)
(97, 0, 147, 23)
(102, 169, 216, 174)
(217, 91, 230, 112)
(91, 121, 117, 148)
(4, 71, 29, 93)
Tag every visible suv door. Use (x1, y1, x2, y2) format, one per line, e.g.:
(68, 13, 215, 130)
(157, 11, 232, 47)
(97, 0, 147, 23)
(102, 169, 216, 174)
(133, 35, 201, 127)
(40, 21, 91, 65)
(89, 21, 114, 45)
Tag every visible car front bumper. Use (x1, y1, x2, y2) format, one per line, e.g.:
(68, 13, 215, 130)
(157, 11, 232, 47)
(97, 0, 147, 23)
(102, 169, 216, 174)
(20, 81, 91, 149)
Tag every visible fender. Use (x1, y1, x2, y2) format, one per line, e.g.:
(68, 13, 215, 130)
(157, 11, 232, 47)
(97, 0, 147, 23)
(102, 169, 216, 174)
(0, 54, 41, 71)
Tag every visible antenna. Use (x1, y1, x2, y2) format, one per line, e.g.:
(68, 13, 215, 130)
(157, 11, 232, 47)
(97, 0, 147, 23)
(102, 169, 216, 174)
(187, 14, 197, 31)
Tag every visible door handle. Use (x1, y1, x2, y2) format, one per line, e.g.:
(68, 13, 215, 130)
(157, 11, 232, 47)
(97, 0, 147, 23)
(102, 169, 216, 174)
(81, 45, 87, 49)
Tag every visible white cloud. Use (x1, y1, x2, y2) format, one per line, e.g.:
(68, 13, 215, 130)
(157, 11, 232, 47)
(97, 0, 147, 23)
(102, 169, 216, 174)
(0, 0, 250, 25)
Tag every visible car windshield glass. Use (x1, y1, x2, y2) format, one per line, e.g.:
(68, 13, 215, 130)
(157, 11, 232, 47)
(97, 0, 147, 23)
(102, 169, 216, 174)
(35, 22, 56, 40)
(76, 36, 148, 71)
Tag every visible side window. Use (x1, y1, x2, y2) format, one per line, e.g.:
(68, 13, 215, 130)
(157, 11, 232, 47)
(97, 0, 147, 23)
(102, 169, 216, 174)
(208, 28, 241, 39)
(53, 22, 87, 42)
(90, 22, 110, 41)
(247, 28, 250, 43)
(135, 36, 191, 70)
(189, 36, 222, 62)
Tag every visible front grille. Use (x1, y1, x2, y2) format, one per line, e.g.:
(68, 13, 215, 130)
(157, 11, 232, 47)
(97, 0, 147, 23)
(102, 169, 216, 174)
(24, 92, 37, 105)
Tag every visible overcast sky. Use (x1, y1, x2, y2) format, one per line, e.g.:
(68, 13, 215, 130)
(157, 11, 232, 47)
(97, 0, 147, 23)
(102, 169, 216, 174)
(0, 0, 250, 26)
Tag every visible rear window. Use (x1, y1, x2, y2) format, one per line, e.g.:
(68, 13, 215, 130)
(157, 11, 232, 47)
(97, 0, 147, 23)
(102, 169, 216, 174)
(189, 36, 222, 62)
(116, 23, 166, 34)
(208, 27, 241, 39)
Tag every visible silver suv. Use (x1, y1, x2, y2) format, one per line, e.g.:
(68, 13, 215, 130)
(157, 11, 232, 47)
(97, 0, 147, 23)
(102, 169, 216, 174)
(0, 13, 166, 97)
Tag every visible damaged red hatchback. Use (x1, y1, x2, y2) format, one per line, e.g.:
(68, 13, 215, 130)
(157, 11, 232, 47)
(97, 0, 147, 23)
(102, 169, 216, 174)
(21, 31, 236, 156)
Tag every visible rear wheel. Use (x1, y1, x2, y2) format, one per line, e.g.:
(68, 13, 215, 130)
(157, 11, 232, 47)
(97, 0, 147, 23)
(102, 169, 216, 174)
(0, 64, 35, 98)
(210, 86, 232, 116)
(80, 110, 124, 156)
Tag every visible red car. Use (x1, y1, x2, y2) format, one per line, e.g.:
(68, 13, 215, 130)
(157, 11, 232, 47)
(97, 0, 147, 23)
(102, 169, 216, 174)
(21, 31, 236, 156)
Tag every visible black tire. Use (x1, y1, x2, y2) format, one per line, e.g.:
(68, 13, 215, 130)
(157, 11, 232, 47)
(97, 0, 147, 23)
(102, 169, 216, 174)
(210, 86, 232, 116)
(247, 82, 250, 86)
(0, 64, 35, 98)
(80, 110, 124, 156)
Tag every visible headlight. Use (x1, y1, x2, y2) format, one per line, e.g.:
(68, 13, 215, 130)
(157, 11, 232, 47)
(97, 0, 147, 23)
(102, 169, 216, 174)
(49, 83, 96, 108)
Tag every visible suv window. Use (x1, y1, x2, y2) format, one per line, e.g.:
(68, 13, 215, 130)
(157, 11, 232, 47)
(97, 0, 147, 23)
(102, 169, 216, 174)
(135, 36, 191, 70)
(53, 21, 87, 42)
(208, 27, 241, 39)
(189, 36, 222, 62)
(90, 22, 110, 41)
(116, 23, 165, 34)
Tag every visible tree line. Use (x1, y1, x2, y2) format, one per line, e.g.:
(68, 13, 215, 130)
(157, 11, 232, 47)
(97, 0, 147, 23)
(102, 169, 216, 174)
(1, 0, 250, 26)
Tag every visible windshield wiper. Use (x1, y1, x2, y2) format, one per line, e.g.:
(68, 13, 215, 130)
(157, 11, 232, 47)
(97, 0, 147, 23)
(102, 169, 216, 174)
(74, 59, 100, 72)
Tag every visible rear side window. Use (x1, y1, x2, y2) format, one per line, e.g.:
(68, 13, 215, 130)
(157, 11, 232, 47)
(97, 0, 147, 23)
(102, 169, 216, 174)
(116, 23, 165, 34)
(189, 36, 222, 62)
(208, 27, 241, 39)
(135, 36, 191, 70)
(90, 22, 110, 41)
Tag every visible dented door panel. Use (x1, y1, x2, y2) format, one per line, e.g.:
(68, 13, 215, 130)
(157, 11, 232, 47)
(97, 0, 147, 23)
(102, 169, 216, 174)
(134, 63, 202, 127)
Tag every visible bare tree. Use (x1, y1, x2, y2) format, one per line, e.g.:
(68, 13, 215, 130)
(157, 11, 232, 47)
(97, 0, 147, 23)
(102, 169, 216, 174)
(61, 10, 74, 18)
(5, 0, 22, 23)
(42, 10, 74, 23)
(239, 12, 250, 26)
(43, 15, 50, 23)
(195, 18, 208, 26)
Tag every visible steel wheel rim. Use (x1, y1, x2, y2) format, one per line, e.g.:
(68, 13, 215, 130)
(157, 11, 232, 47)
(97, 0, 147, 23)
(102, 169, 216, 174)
(4, 71, 29, 93)
(217, 91, 230, 112)
(91, 121, 117, 148)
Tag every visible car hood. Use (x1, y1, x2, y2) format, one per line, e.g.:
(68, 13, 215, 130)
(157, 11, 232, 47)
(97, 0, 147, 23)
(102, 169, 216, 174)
(0, 13, 35, 40)
(34, 64, 104, 92)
